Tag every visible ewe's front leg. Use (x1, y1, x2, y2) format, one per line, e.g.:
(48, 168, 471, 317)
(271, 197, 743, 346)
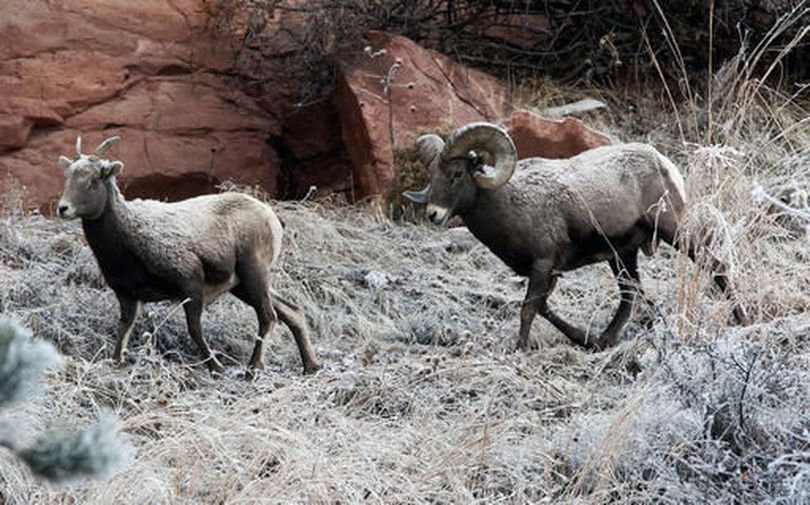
(183, 297, 225, 375)
(113, 293, 141, 364)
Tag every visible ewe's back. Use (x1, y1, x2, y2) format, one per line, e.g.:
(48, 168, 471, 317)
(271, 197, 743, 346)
(122, 192, 283, 269)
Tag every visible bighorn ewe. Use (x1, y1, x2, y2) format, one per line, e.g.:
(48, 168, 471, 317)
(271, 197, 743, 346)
(405, 122, 748, 350)
(57, 136, 320, 375)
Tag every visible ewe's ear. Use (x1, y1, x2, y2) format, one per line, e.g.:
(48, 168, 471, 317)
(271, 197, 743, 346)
(58, 156, 72, 171)
(100, 161, 124, 179)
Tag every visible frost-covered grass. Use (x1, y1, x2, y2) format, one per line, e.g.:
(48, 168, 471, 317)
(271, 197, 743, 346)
(0, 176, 808, 503)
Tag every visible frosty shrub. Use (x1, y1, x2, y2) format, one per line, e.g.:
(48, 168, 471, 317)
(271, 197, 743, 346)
(0, 319, 133, 483)
(0, 319, 62, 407)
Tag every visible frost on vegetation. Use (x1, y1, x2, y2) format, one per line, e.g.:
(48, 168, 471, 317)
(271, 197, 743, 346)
(553, 333, 810, 502)
(18, 415, 134, 483)
(0, 319, 62, 408)
(752, 181, 810, 239)
(0, 318, 133, 483)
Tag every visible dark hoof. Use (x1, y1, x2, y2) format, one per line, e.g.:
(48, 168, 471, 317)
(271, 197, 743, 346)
(206, 356, 226, 377)
(732, 306, 751, 326)
(586, 328, 624, 351)
(112, 349, 129, 366)
(515, 339, 539, 353)
(303, 361, 321, 374)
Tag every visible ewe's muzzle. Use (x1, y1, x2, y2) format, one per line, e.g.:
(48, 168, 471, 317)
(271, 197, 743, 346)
(57, 201, 76, 220)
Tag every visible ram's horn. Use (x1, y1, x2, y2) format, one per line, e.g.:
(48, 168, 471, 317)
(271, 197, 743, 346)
(442, 122, 517, 190)
(414, 134, 444, 168)
(402, 185, 430, 204)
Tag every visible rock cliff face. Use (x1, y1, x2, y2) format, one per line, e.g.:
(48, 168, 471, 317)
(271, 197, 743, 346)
(335, 31, 510, 199)
(0, 0, 309, 210)
(1, 1, 612, 212)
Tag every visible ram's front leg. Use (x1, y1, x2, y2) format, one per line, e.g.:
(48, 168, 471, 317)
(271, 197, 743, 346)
(517, 262, 572, 350)
(522, 262, 601, 350)
(517, 267, 550, 351)
(113, 293, 142, 364)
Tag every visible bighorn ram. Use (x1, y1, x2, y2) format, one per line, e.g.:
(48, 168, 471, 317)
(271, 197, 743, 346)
(405, 122, 748, 350)
(57, 136, 320, 375)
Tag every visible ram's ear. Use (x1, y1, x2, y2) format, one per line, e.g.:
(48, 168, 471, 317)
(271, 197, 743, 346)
(100, 161, 124, 179)
(58, 156, 72, 171)
(466, 150, 485, 172)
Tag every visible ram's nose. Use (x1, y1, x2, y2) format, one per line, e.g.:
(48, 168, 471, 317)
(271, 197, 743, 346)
(426, 204, 449, 225)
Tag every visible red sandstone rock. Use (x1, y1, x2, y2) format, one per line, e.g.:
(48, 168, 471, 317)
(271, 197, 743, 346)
(475, 11, 551, 50)
(0, 116, 32, 151)
(334, 32, 610, 199)
(505, 110, 613, 159)
(335, 31, 509, 199)
(0, 0, 317, 211)
(0, 0, 612, 211)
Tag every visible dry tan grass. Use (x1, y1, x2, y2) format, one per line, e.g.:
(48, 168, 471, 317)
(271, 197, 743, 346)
(1, 153, 808, 503)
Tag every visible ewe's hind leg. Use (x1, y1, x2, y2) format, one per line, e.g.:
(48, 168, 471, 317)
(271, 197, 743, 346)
(520, 262, 595, 351)
(272, 296, 320, 373)
(230, 262, 277, 377)
(113, 293, 141, 364)
(600, 251, 641, 348)
(183, 297, 225, 374)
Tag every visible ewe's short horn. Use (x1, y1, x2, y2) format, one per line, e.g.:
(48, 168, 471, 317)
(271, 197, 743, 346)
(443, 122, 517, 190)
(94, 136, 121, 156)
(414, 134, 444, 168)
(75, 136, 82, 157)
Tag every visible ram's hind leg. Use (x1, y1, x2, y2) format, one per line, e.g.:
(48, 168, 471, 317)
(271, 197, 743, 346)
(659, 225, 749, 325)
(231, 258, 277, 379)
(600, 251, 641, 348)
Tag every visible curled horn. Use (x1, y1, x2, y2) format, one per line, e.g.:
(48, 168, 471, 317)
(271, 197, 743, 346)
(75, 136, 82, 157)
(402, 134, 444, 204)
(94, 136, 121, 157)
(402, 185, 429, 204)
(442, 122, 517, 190)
(415, 134, 444, 167)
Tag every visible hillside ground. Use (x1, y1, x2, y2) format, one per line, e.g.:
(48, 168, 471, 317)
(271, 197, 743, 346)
(1, 77, 809, 503)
